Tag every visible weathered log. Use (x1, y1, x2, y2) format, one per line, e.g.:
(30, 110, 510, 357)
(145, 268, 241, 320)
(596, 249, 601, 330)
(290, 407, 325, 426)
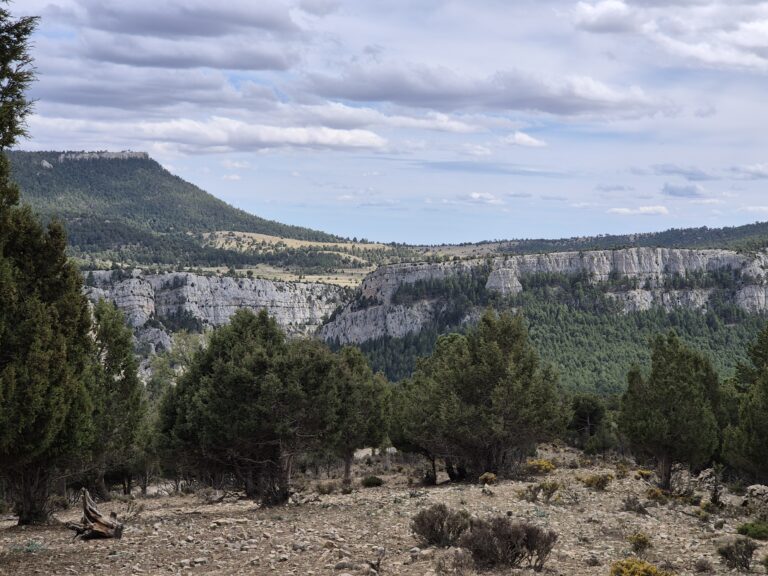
(66, 488, 123, 540)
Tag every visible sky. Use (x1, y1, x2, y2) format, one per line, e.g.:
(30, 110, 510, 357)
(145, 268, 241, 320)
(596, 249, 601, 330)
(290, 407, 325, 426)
(12, 0, 768, 244)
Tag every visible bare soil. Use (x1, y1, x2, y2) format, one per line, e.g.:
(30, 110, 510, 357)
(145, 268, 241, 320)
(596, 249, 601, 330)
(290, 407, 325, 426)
(1, 447, 764, 575)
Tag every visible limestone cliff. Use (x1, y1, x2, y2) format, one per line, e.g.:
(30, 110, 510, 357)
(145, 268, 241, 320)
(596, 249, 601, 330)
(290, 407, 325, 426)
(320, 247, 768, 345)
(84, 270, 347, 353)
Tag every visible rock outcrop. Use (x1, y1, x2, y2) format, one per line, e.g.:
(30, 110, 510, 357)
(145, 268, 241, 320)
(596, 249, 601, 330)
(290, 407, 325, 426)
(320, 247, 768, 345)
(85, 270, 346, 349)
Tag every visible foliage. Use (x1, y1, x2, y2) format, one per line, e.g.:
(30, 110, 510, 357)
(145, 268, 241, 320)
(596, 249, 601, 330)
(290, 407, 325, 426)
(457, 516, 558, 572)
(724, 325, 768, 483)
(622, 495, 649, 515)
(609, 558, 675, 576)
(361, 475, 384, 488)
(628, 532, 652, 556)
(737, 521, 768, 540)
(411, 504, 471, 547)
(620, 332, 719, 490)
(361, 273, 765, 390)
(391, 310, 563, 480)
(717, 537, 758, 571)
(580, 474, 613, 491)
(0, 7, 94, 525)
(525, 459, 556, 475)
(478, 472, 497, 485)
(89, 300, 146, 498)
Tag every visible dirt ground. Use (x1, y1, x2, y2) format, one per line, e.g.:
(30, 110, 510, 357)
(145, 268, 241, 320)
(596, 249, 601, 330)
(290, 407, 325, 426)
(1, 447, 765, 576)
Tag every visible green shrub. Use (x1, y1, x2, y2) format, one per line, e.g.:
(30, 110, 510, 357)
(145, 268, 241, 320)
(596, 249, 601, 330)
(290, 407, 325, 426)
(361, 476, 384, 488)
(316, 481, 337, 495)
(525, 459, 556, 475)
(646, 487, 668, 504)
(458, 516, 557, 572)
(580, 473, 613, 491)
(717, 537, 758, 571)
(622, 495, 648, 515)
(609, 558, 674, 576)
(628, 532, 652, 556)
(693, 557, 713, 573)
(411, 504, 471, 547)
(737, 521, 768, 540)
(519, 481, 561, 504)
(478, 472, 497, 485)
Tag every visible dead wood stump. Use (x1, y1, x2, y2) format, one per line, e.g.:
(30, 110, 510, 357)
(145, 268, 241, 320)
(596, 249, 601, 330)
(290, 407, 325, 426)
(66, 488, 124, 540)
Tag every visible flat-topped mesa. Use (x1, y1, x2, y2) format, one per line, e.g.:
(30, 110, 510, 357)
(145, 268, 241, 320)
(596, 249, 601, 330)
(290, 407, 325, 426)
(58, 151, 149, 162)
(320, 247, 768, 346)
(84, 270, 346, 336)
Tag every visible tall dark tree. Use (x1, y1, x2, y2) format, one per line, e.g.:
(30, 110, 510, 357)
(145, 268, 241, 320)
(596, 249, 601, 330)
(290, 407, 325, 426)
(393, 310, 562, 480)
(90, 300, 146, 499)
(329, 347, 388, 486)
(620, 332, 719, 490)
(0, 4, 97, 525)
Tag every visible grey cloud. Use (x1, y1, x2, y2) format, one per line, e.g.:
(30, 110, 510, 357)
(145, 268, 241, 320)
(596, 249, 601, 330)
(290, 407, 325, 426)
(298, 0, 341, 16)
(53, 0, 300, 38)
(596, 184, 635, 192)
(79, 31, 296, 70)
(418, 160, 567, 177)
(307, 63, 663, 116)
(648, 163, 718, 181)
(730, 164, 768, 180)
(662, 182, 706, 197)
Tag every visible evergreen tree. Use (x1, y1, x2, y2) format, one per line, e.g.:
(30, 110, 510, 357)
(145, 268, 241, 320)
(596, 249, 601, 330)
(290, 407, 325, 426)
(620, 332, 719, 489)
(393, 310, 562, 480)
(329, 347, 388, 486)
(0, 4, 96, 525)
(90, 300, 146, 499)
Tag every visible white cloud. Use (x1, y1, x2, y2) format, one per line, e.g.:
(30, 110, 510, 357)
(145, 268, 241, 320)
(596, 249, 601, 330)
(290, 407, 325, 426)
(502, 131, 547, 148)
(573, 1, 638, 33)
(743, 206, 768, 214)
(608, 205, 669, 215)
(731, 164, 768, 180)
(222, 174, 241, 181)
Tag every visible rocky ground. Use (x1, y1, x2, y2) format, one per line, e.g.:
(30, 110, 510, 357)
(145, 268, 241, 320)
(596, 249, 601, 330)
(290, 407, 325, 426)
(1, 446, 765, 576)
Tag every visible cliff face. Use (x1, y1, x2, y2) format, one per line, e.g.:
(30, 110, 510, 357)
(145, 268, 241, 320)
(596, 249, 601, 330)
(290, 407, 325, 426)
(85, 270, 347, 353)
(320, 247, 768, 345)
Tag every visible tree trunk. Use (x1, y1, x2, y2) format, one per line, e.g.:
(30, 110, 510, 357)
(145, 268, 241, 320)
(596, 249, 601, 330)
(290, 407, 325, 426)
(66, 488, 123, 539)
(93, 469, 110, 502)
(15, 467, 51, 526)
(658, 454, 673, 491)
(343, 452, 353, 486)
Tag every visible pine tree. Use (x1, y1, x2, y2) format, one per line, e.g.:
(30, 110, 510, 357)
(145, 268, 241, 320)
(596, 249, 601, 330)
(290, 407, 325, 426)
(620, 332, 719, 490)
(329, 346, 388, 486)
(90, 300, 146, 499)
(0, 4, 97, 525)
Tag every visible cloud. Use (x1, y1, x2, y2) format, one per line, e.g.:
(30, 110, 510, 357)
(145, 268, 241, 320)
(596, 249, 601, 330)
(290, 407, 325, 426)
(502, 131, 547, 148)
(730, 164, 768, 180)
(298, 0, 341, 16)
(742, 206, 768, 214)
(463, 144, 493, 157)
(648, 164, 718, 181)
(29, 115, 388, 153)
(58, 0, 300, 37)
(419, 160, 566, 177)
(573, 1, 638, 33)
(608, 205, 669, 215)
(222, 174, 241, 181)
(79, 31, 296, 70)
(596, 184, 635, 192)
(306, 63, 662, 117)
(661, 182, 706, 197)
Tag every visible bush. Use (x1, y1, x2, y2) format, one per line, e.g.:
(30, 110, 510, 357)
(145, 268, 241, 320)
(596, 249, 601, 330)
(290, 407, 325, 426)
(361, 476, 384, 488)
(635, 469, 654, 480)
(622, 495, 648, 515)
(411, 504, 471, 547)
(616, 463, 629, 479)
(609, 558, 674, 576)
(435, 547, 475, 576)
(580, 473, 613, 491)
(694, 557, 713, 573)
(737, 521, 768, 540)
(628, 532, 652, 556)
(525, 459, 556, 475)
(478, 472, 497, 485)
(316, 481, 337, 495)
(646, 487, 668, 504)
(717, 537, 758, 571)
(519, 481, 561, 504)
(458, 516, 557, 572)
